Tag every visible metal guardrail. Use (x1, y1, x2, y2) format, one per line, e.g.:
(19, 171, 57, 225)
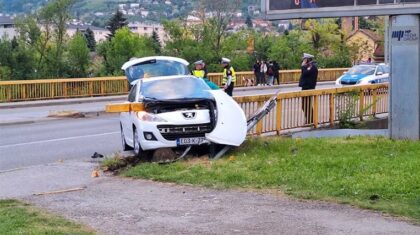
(234, 84, 389, 135)
(0, 68, 348, 102)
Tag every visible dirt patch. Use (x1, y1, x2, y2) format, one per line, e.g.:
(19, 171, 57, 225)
(48, 111, 86, 118)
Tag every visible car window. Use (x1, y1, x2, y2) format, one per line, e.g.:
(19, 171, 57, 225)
(128, 84, 137, 102)
(384, 65, 390, 74)
(377, 66, 385, 74)
(141, 77, 213, 100)
(347, 65, 376, 75)
(125, 59, 190, 84)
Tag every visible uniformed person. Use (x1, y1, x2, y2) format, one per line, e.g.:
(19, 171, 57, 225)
(221, 58, 236, 96)
(191, 60, 219, 90)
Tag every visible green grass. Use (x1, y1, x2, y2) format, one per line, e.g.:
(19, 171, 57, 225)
(123, 136, 420, 221)
(0, 199, 95, 235)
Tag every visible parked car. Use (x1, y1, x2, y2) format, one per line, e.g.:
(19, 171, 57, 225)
(118, 56, 247, 159)
(335, 63, 390, 86)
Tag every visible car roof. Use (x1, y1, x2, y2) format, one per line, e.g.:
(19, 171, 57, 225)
(121, 56, 189, 70)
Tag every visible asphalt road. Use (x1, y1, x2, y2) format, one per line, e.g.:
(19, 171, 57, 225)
(0, 114, 121, 171)
(0, 83, 337, 171)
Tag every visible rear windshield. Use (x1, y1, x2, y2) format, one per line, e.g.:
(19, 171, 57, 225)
(125, 59, 190, 83)
(141, 77, 212, 100)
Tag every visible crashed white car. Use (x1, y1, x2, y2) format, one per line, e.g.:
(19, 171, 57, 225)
(117, 56, 247, 159)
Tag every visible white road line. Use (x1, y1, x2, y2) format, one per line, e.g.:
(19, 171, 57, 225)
(0, 132, 120, 149)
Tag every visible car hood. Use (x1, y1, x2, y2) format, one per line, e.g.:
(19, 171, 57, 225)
(340, 73, 370, 82)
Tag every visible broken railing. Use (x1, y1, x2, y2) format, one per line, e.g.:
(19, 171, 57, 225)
(234, 84, 389, 135)
(0, 68, 347, 102)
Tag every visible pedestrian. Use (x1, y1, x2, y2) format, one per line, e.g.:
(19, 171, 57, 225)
(192, 60, 219, 90)
(266, 61, 274, 86)
(299, 53, 318, 125)
(253, 60, 260, 86)
(221, 57, 236, 96)
(259, 59, 267, 86)
(273, 61, 280, 85)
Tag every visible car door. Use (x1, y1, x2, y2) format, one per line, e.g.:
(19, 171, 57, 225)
(121, 83, 138, 146)
(375, 66, 388, 83)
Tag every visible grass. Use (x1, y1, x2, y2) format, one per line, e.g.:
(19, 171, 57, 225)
(0, 199, 95, 235)
(123, 136, 420, 221)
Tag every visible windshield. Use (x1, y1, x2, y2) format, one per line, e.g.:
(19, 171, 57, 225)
(347, 65, 376, 75)
(141, 77, 213, 100)
(125, 59, 190, 83)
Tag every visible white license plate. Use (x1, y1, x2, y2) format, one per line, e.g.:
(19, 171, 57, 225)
(177, 137, 206, 146)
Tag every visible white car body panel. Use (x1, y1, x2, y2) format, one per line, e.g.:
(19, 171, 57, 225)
(121, 56, 189, 70)
(205, 90, 247, 146)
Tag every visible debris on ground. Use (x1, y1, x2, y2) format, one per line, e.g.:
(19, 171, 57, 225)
(33, 187, 86, 196)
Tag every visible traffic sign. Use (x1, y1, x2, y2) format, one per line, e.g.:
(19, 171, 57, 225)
(262, 0, 420, 20)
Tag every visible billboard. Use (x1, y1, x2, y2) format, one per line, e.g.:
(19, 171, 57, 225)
(263, 0, 420, 20)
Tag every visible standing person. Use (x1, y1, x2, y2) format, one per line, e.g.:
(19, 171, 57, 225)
(192, 60, 219, 90)
(273, 61, 280, 85)
(299, 53, 318, 125)
(253, 60, 260, 86)
(266, 61, 275, 86)
(259, 60, 267, 86)
(221, 57, 236, 96)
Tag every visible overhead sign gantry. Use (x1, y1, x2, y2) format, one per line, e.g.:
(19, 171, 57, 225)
(262, 0, 420, 140)
(263, 0, 420, 19)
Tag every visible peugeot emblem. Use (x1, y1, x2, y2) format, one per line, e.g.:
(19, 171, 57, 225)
(182, 112, 196, 119)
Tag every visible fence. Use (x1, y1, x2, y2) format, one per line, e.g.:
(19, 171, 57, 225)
(234, 84, 389, 135)
(0, 68, 348, 103)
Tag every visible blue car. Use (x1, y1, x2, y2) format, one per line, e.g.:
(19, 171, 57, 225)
(336, 63, 390, 86)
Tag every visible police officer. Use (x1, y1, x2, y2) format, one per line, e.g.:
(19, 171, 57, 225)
(221, 57, 236, 96)
(192, 60, 219, 90)
(299, 53, 318, 124)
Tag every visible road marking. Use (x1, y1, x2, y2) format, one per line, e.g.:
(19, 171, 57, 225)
(0, 132, 120, 149)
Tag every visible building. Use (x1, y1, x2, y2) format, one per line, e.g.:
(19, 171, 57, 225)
(66, 24, 108, 42)
(0, 15, 17, 40)
(128, 22, 167, 43)
(347, 29, 383, 62)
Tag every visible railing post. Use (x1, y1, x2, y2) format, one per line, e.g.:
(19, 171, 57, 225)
(100, 81, 105, 95)
(372, 89, 377, 117)
(89, 81, 93, 96)
(359, 90, 365, 121)
(276, 97, 282, 135)
(22, 85, 26, 100)
(329, 94, 335, 126)
(256, 101, 264, 135)
(313, 95, 319, 128)
(63, 83, 68, 98)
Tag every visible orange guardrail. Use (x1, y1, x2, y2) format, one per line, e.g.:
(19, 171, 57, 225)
(234, 83, 389, 135)
(0, 68, 348, 102)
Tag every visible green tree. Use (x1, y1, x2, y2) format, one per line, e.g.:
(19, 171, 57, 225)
(151, 30, 161, 54)
(84, 28, 96, 52)
(106, 10, 128, 39)
(99, 27, 155, 75)
(67, 32, 90, 77)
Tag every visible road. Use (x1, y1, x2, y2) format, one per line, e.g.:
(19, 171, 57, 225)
(0, 83, 337, 171)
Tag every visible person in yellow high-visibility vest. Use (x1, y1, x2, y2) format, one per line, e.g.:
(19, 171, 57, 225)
(191, 60, 219, 90)
(221, 57, 236, 96)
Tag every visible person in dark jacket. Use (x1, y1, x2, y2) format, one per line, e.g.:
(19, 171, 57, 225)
(299, 53, 318, 124)
(253, 60, 260, 86)
(272, 61, 280, 85)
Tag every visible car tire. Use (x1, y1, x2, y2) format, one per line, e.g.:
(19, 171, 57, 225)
(133, 128, 148, 159)
(120, 124, 133, 151)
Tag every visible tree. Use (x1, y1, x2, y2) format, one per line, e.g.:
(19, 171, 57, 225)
(84, 28, 96, 52)
(67, 32, 90, 77)
(106, 10, 128, 39)
(151, 30, 161, 54)
(245, 15, 253, 28)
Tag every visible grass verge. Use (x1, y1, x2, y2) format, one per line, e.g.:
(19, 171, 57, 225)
(0, 199, 94, 235)
(123, 136, 420, 221)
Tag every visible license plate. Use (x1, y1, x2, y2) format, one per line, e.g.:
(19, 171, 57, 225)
(177, 137, 206, 146)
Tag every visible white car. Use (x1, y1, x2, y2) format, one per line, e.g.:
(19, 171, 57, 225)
(118, 56, 247, 159)
(335, 63, 390, 86)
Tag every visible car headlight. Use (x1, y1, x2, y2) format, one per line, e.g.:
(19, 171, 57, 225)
(136, 111, 167, 122)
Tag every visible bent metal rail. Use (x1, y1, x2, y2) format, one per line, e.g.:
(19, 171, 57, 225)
(106, 84, 389, 134)
(234, 84, 389, 135)
(0, 68, 347, 102)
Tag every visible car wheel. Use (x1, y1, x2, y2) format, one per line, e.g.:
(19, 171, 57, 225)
(120, 124, 133, 151)
(133, 128, 148, 159)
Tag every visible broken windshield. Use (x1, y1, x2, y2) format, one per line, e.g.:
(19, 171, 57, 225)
(141, 77, 213, 101)
(125, 59, 190, 83)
